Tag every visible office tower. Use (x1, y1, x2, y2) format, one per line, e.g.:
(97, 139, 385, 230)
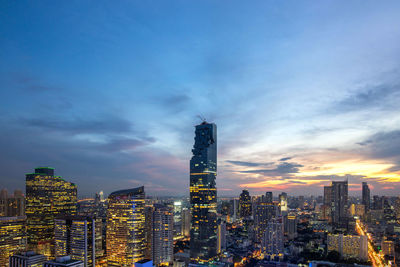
(217, 222, 226, 254)
(372, 195, 384, 210)
(173, 201, 183, 237)
(189, 121, 217, 262)
(284, 215, 297, 240)
(181, 208, 191, 237)
(362, 182, 370, 212)
(323, 185, 332, 221)
(381, 240, 395, 257)
(239, 190, 252, 218)
(262, 217, 284, 260)
(54, 216, 102, 267)
(279, 192, 288, 215)
(0, 216, 27, 267)
(9, 251, 47, 267)
(254, 200, 276, 242)
(327, 234, 368, 261)
(152, 204, 174, 266)
(26, 167, 77, 257)
(144, 205, 154, 260)
(330, 181, 348, 226)
(106, 186, 145, 266)
(44, 256, 83, 267)
(0, 189, 25, 217)
(265, 192, 273, 203)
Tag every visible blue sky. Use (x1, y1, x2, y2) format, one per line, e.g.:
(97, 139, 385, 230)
(1, 1, 400, 197)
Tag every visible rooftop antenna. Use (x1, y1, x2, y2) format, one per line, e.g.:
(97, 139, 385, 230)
(197, 115, 207, 124)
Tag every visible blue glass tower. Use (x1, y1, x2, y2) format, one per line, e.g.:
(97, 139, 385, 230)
(189, 121, 217, 262)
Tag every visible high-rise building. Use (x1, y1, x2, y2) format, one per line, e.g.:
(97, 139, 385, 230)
(265, 192, 273, 204)
(372, 195, 384, 210)
(284, 215, 297, 240)
(217, 222, 226, 254)
(262, 217, 284, 260)
(173, 201, 183, 238)
(323, 186, 332, 221)
(381, 240, 395, 257)
(26, 167, 77, 257)
(279, 192, 288, 215)
(0, 216, 27, 267)
(327, 234, 368, 261)
(189, 121, 217, 262)
(239, 190, 252, 218)
(106, 186, 145, 266)
(181, 208, 191, 237)
(9, 251, 47, 267)
(362, 182, 370, 212)
(254, 201, 276, 242)
(330, 181, 348, 226)
(0, 189, 25, 217)
(54, 216, 102, 267)
(44, 256, 83, 267)
(144, 205, 154, 260)
(152, 204, 173, 266)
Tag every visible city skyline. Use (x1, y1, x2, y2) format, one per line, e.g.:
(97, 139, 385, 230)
(1, 1, 400, 196)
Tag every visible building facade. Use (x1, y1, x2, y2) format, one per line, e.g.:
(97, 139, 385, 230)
(262, 217, 284, 260)
(152, 204, 174, 266)
(0, 216, 27, 267)
(26, 167, 77, 257)
(106, 186, 145, 266)
(189, 122, 218, 262)
(9, 251, 47, 267)
(0, 189, 25, 217)
(362, 182, 370, 212)
(327, 234, 368, 261)
(239, 190, 252, 218)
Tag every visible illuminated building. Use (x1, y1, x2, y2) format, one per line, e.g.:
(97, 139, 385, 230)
(323, 185, 332, 221)
(144, 205, 154, 260)
(327, 234, 368, 261)
(26, 167, 77, 257)
(0, 216, 27, 267)
(54, 216, 102, 267)
(9, 251, 47, 267)
(181, 208, 191, 238)
(44, 255, 83, 267)
(382, 240, 395, 257)
(152, 204, 173, 266)
(254, 199, 276, 242)
(284, 215, 297, 240)
(279, 192, 288, 215)
(173, 201, 182, 238)
(239, 190, 252, 218)
(362, 182, 370, 212)
(349, 204, 365, 218)
(262, 217, 284, 260)
(324, 181, 348, 227)
(372, 195, 384, 210)
(0, 189, 25, 217)
(106, 186, 145, 266)
(189, 121, 217, 262)
(217, 221, 226, 254)
(265, 192, 273, 203)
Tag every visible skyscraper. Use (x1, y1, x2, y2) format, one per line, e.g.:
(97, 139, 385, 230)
(279, 192, 288, 215)
(189, 121, 217, 262)
(54, 216, 102, 267)
(323, 185, 332, 221)
(0, 216, 27, 267)
(181, 208, 191, 238)
(262, 217, 284, 260)
(106, 186, 145, 266)
(173, 201, 182, 238)
(239, 190, 252, 218)
(362, 182, 370, 212)
(0, 189, 25, 217)
(217, 221, 226, 254)
(152, 204, 174, 266)
(331, 181, 348, 227)
(254, 200, 276, 242)
(26, 167, 77, 257)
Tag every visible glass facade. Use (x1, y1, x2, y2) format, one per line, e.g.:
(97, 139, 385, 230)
(152, 204, 173, 266)
(106, 186, 145, 266)
(0, 216, 27, 267)
(189, 122, 217, 262)
(239, 190, 252, 218)
(26, 167, 77, 258)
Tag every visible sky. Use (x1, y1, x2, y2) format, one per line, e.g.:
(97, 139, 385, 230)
(1, 1, 400, 197)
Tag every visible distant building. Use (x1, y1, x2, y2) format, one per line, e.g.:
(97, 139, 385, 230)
(9, 251, 47, 267)
(254, 200, 276, 242)
(106, 186, 146, 266)
(323, 186, 332, 221)
(284, 215, 297, 240)
(26, 167, 77, 257)
(327, 234, 368, 261)
(381, 240, 395, 257)
(181, 208, 191, 237)
(217, 222, 226, 254)
(43, 255, 83, 267)
(262, 217, 284, 260)
(279, 192, 288, 215)
(239, 190, 252, 218)
(189, 122, 218, 262)
(324, 181, 348, 227)
(54, 216, 102, 267)
(0, 189, 25, 217)
(173, 201, 183, 238)
(144, 205, 154, 260)
(349, 204, 365, 218)
(372, 195, 384, 210)
(362, 182, 370, 212)
(0, 216, 27, 267)
(152, 204, 173, 266)
(265, 192, 273, 204)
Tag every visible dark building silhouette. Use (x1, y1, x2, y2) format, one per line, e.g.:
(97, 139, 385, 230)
(239, 190, 252, 218)
(189, 121, 217, 263)
(362, 182, 370, 212)
(331, 181, 348, 227)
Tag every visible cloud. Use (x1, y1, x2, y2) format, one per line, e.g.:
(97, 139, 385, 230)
(239, 162, 303, 176)
(226, 160, 273, 167)
(279, 157, 292, 161)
